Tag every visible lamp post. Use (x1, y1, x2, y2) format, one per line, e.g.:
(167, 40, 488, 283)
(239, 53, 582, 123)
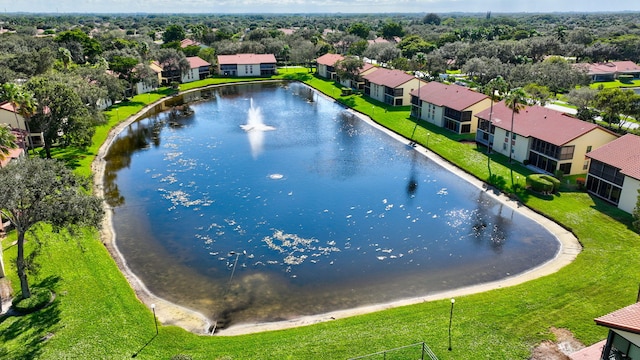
(427, 133, 430, 149)
(448, 298, 455, 351)
(151, 303, 158, 335)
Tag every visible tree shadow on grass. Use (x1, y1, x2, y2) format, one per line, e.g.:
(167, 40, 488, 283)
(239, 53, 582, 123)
(0, 276, 61, 359)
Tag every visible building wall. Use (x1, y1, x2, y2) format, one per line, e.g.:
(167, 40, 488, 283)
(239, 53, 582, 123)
(136, 81, 156, 95)
(181, 68, 200, 83)
(317, 64, 329, 78)
(369, 83, 385, 103)
(397, 78, 422, 106)
(421, 102, 445, 127)
(564, 129, 619, 175)
(619, 176, 640, 213)
(237, 63, 261, 77)
(0, 109, 25, 130)
(492, 127, 530, 162)
(463, 99, 493, 134)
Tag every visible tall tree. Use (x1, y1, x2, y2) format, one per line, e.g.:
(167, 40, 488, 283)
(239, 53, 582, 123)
(482, 76, 509, 153)
(335, 56, 365, 84)
(595, 88, 640, 131)
(0, 158, 103, 299)
(26, 76, 95, 158)
(163, 24, 186, 44)
(504, 88, 527, 164)
(567, 87, 598, 123)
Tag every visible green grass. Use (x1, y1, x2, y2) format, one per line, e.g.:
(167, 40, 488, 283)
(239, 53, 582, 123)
(589, 79, 640, 89)
(1, 68, 639, 359)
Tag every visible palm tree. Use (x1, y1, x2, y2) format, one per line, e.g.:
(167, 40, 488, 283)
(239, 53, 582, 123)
(15, 89, 37, 152)
(483, 76, 509, 154)
(504, 88, 527, 164)
(0, 124, 17, 160)
(58, 47, 73, 70)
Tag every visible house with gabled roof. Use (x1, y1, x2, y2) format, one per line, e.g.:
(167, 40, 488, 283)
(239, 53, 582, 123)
(134, 61, 163, 95)
(362, 68, 426, 106)
(577, 61, 640, 82)
(593, 301, 640, 359)
(410, 82, 491, 134)
(217, 53, 277, 77)
(316, 53, 344, 80)
(340, 63, 376, 90)
(585, 134, 640, 213)
(182, 56, 211, 83)
(0, 102, 44, 147)
(475, 102, 618, 176)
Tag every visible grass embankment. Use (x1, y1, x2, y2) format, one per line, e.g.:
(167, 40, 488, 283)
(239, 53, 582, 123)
(1, 67, 638, 359)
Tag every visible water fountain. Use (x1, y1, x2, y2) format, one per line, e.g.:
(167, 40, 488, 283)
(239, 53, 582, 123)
(240, 99, 275, 159)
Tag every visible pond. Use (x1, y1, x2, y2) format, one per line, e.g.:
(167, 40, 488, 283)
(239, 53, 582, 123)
(104, 82, 559, 329)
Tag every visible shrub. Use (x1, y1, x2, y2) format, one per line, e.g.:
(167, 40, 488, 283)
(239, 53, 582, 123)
(527, 174, 560, 194)
(576, 177, 586, 189)
(12, 287, 52, 314)
(618, 74, 634, 84)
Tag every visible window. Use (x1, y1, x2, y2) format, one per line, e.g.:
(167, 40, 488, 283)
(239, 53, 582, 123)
(559, 163, 571, 175)
(583, 161, 589, 171)
(586, 145, 592, 153)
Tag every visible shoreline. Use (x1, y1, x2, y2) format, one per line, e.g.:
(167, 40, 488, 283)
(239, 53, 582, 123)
(92, 81, 581, 336)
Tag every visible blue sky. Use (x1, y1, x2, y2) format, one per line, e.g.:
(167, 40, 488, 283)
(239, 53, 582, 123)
(1, 0, 639, 14)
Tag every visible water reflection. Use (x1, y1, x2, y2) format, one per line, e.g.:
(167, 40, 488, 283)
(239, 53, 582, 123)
(105, 82, 559, 327)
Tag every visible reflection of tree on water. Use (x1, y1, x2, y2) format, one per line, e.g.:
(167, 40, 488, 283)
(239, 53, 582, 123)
(103, 116, 166, 208)
(469, 191, 507, 254)
(406, 149, 419, 198)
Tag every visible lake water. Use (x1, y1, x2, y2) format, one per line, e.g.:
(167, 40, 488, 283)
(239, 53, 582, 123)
(104, 82, 559, 328)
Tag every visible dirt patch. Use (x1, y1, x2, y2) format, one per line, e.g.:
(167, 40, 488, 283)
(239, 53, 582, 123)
(530, 327, 585, 360)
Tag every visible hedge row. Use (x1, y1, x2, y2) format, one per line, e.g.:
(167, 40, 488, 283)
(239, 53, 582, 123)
(526, 174, 561, 193)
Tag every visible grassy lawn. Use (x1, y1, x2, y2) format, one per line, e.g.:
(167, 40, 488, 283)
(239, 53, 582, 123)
(1, 68, 639, 359)
(589, 79, 640, 89)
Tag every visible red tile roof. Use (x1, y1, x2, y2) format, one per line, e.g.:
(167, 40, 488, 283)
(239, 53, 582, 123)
(180, 39, 200, 48)
(363, 68, 416, 89)
(316, 53, 344, 66)
(217, 53, 277, 65)
(586, 133, 640, 180)
(578, 61, 640, 75)
(0, 145, 24, 168)
(595, 302, 640, 334)
(476, 102, 612, 146)
(410, 82, 489, 111)
(186, 56, 210, 69)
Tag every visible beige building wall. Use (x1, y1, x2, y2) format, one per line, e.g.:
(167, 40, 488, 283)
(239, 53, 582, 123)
(562, 129, 619, 175)
(463, 99, 492, 133)
(0, 108, 25, 130)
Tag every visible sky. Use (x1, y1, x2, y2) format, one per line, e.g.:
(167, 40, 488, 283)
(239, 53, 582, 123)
(1, 0, 640, 14)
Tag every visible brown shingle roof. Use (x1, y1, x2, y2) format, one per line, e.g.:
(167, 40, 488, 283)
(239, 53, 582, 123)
(476, 102, 611, 146)
(410, 82, 489, 111)
(316, 53, 344, 66)
(217, 53, 277, 65)
(595, 302, 640, 334)
(363, 68, 415, 89)
(586, 133, 640, 180)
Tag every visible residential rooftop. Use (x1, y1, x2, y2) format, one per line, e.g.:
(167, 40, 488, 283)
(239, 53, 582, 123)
(595, 301, 640, 334)
(316, 53, 344, 66)
(586, 133, 640, 180)
(410, 82, 489, 111)
(217, 53, 277, 65)
(476, 102, 614, 146)
(363, 67, 416, 88)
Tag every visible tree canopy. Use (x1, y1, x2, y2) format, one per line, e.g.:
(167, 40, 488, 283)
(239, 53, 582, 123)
(0, 157, 103, 298)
